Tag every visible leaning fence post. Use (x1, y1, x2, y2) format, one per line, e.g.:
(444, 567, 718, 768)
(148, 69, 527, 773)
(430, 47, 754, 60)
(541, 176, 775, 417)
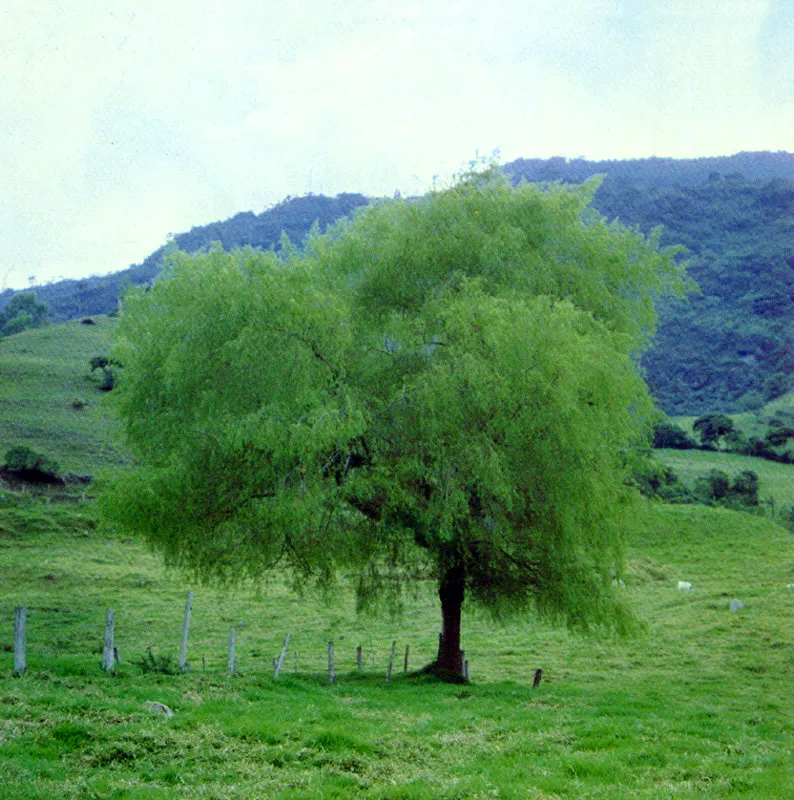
(274, 633, 290, 678)
(328, 641, 336, 684)
(178, 590, 194, 671)
(227, 628, 237, 675)
(102, 609, 115, 672)
(14, 606, 27, 675)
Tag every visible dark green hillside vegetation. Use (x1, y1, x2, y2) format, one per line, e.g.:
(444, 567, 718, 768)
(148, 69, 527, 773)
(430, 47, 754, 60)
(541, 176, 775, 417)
(506, 154, 794, 414)
(2, 152, 792, 415)
(1, 499, 792, 798)
(0, 317, 127, 477)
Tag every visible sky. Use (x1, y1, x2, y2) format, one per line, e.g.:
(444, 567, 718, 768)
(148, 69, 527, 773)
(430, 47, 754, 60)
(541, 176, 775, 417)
(1, 0, 792, 289)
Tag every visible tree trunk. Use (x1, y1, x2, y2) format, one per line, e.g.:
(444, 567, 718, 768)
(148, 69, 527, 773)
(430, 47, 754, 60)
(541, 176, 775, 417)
(435, 563, 466, 677)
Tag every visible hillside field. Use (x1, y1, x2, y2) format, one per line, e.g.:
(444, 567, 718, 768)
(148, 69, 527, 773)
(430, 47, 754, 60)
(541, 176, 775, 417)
(0, 317, 127, 477)
(1, 318, 793, 797)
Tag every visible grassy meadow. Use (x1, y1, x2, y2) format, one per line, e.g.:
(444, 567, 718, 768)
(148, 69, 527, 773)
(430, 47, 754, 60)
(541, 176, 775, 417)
(1, 319, 793, 798)
(0, 317, 126, 476)
(655, 448, 794, 512)
(1, 496, 792, 798)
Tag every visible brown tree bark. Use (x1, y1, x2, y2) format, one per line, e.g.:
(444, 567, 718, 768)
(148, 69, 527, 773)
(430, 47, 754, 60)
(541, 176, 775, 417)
(434, 563, 466, 678)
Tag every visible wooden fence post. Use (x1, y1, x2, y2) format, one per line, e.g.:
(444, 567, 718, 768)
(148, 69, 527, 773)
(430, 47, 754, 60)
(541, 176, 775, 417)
(387, 640, 397, 681)
(102, 609, 115, 672)
(14, 606, 27, 675)
(227, 628, 237, 674)
(404, 645, 410, 673)
(328, 641, 336, 684)
(356, 645, 363, 670)
(274, 633, 290, 678)
(178, 590, 194, 671)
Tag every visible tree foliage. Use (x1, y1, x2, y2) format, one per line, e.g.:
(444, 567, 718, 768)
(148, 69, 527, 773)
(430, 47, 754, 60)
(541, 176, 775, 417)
(692, 413, 736, 448)
(103, 170, 688, 677)
(0, 292, 49, 337)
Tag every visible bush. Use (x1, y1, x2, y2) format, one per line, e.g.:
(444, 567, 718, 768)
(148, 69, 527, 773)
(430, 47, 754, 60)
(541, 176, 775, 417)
(89, 356, 118, 391)
(3, 445, 61, 481)
(731, 470, 759, 506)
(0, 292, 50, 337)
(765, 427, 794, 447)
(653, 421, 696, 449)
(632, 457, 694, 503)
(693, 414, 735, 449)
(694, 468, 760, 507)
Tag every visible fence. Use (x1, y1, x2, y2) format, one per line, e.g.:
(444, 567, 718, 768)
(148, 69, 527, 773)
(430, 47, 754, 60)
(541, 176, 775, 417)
(8, 592, 473, 683)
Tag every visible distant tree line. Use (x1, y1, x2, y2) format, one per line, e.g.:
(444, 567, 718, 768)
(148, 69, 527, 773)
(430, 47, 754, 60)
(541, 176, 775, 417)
(653, 414, 794, 464)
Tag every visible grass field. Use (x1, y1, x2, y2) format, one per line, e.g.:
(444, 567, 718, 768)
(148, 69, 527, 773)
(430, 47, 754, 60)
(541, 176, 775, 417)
(0, 318, 127, 476)
(1, 496, 792, 799)
(655, 448, 794, 514)
(1, 319, 793, 797)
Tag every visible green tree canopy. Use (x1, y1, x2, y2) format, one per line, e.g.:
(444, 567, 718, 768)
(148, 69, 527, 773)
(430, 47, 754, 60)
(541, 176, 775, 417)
(103, 169, 689, 679)
(0, 291, 49, 337)
(693, 413, 736, 448)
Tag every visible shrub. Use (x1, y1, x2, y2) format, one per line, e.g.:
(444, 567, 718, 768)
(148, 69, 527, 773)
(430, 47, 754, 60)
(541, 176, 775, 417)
(694, 468, 760, 508)
(731, 470, 759, 506)
(89, 356, 118, 391)
(3, 445, 61, 481)
(765, 427, 794, 447)
(89, 356, 110, 371)
(652, 421, 696, 449)
(693, 414, 735, 449)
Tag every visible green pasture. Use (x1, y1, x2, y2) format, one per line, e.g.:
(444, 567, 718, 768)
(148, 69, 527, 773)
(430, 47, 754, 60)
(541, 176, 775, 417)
(1, 496, 792, 798)
(655, 448, 794, 511)
(0, 318, 126, 476)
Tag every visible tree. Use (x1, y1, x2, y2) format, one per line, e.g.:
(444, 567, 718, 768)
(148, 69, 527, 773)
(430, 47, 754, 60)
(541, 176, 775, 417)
(692, 413, 735, 449)
(0, 291, 49, 337)
(730, 470, 759, 506)
(652, 420, 696, 449)
(102, 169, 689, 680)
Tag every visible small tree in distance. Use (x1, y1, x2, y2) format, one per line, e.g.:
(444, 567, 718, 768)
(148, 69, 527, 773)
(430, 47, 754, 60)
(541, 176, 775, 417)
(102, 169, 690, 681)
(693, 413, 735, 449)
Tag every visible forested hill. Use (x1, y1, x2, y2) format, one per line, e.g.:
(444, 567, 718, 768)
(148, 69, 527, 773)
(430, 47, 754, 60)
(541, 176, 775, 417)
(0, 192, 369, 323)
(505, 152, 794, 414)
(3, 152, 794, 415)
(504, 150, 794, 187)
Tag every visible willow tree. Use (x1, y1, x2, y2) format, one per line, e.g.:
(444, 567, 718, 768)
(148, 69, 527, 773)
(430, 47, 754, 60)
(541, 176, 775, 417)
(103, 170, 688, 680)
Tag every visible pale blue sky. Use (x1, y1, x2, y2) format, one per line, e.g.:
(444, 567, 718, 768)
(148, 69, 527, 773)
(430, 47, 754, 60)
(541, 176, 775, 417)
(1, 0, 792, 289)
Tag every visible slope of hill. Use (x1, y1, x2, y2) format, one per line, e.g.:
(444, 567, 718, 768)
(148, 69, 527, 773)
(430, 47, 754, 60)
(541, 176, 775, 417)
(0, 317, 127, 477)
(0, 193, 369, 323)
(3, 152, 793, 415)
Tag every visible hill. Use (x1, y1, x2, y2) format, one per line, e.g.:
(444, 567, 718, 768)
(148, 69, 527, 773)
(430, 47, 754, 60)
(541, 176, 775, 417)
(3, 152, 794, 414)
(0, 317, 127, 478)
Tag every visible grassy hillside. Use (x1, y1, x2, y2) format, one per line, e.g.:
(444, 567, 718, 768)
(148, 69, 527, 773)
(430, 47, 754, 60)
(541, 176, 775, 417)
(0, 498, 792, 798)
(655, 449, 794, 510)
(0, 317, 127, 476)
(674, 389, 794, 441)
(1, 315, 792, 797)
